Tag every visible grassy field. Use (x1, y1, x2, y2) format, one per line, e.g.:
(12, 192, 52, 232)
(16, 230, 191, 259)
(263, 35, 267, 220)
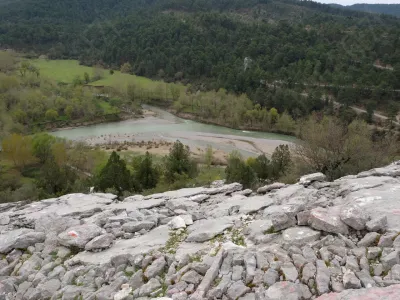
(29, 58, 184, 93)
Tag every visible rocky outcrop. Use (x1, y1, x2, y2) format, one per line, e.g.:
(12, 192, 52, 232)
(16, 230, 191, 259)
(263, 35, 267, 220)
(0, 161, 399, 299)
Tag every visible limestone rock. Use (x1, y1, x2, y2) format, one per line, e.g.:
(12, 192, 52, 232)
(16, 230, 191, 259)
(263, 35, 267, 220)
(226, 281, 250, 300)
(257, 183, 285, 194)
(309, 207, 349, 235)
(343, 270, 361, 289)
(340, 205, 367, 230)
(315, 284, 400, 300)
(169, 216, 186, 229)
(58, 224, 103, 249)
(299, 173, 326, 185)
(122, 221, 155, 233)
(282, 227, 320, 246)
(265, 282, 312, 300)
(0, 229, 45, 254)
(186, 217, 234, 242)
(85, 233, 114, 251)
(366, 216, 387, 232)
(145, 256, 166, 279)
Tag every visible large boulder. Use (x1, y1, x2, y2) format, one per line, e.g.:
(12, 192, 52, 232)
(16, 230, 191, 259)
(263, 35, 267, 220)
(265, 282, 312, 300)
(308, 207, 349, 235)
(58, 224, 103, 249)
(0, 229, 45, 254)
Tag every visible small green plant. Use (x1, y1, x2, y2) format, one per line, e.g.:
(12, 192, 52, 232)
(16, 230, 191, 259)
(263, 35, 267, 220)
(231, 229, 246, 247)
(124, 271, 134, 277)
(263, 226, 276, 234)
(324, 260, 331, 267)
(162, 229, 188, 254)
(189, 254, 202, 263)
(369, 266, 375, 276)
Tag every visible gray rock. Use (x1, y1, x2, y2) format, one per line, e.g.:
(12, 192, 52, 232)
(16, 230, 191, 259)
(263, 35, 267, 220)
(366, 216, 387, 232)
(37, 278, 61, 298)
(280, 262, 298, 282)
(393, 235, 400, 248)
(35, 213, 80, 235)
(265, 281, 312, 300)
(18, 254, 43, 277)
(301, 262, 316, 284)
(378, 233, 397, 247)
(382, 251, 400, 271)
(345, 255, 360, 272)
(122, 221, 155, 233)
(189, 249, 224, 299)
(299, 173, 326, 185)
(0, 229, 46, 254)
(186, 217, 234, 242)
(181, 270, 202, 285)
(244, 253, 256, 284)
(340, 205, 367, 230)
(191, 263, 209, 276)
(264, 268, 279, 286)
(85, 233, 114, 251)
(257, 183, 286, 194)
(145, 256, 166, 279)
(297, 211, 311, 226)
(138, 278, 161, 297)
(169, 216, 186, 229)
(226, 281, 250, 300)
(282, 227, 320, 246)
(58, 224, 103, 249)
(302, 246, 318, 262)
(315, 284, 400, 300)
(207, 274, 231, 298)
(220, 252, 233, 275)
(309, 207, 349, 235)
(255, 252, 269, 270)
(358, 232, 380, 247)
(367, 247, 382, 260)
(232, 265, 244, 281)
(343, 270, 361, 289)
(0, 215, 10, 225)
(316, 260, 330, 295)
(129, 270, 144, 290)
(356, 269, 376, 288)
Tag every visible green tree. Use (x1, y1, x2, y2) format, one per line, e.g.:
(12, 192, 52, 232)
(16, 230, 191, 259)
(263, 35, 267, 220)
(249, 154, 272, 181)
(271, 144, 291, 179)
(225, 151, 256, 188)
(45, 109, 58, 121)
(2, 134, 35, 168)
(134, 152, 159, 190)
(270, 107, 278, 124)
(32, 133, 57, 164)
(165, 140, 197, 182)
(120, 62, 132, 74)
(84, 72, 90, 83)
(95, 151, 136, 196)
(204, 145, 213, 168)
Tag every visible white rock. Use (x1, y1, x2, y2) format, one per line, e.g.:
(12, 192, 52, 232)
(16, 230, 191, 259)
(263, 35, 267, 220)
(168, 216, 187, 229)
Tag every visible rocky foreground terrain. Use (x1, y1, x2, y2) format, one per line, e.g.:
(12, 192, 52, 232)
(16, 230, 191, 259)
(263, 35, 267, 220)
(1, 162, 400, 300)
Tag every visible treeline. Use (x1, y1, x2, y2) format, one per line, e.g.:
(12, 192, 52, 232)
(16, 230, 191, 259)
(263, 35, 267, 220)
(0, 0, 399, 98)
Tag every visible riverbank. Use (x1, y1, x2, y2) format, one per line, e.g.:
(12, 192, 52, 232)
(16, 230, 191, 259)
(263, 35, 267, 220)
(51, 106, 295, 159)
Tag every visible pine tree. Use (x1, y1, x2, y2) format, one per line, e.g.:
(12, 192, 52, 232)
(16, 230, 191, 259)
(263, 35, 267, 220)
(96, 151, 135, 196)
(135, 152, 159, 190)
(165, 140, 197, 182)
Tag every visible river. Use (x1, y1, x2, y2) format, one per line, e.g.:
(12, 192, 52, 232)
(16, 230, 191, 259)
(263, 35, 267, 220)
(51, 106, 295, 157)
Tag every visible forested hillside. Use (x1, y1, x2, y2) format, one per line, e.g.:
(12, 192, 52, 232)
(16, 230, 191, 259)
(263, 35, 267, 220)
(344, 4, 400, 18)
(0, 0, 400, 95)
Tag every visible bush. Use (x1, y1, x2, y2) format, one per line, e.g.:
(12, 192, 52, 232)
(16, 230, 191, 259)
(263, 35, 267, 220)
(165, 140, 198, 183)
(225, 151, 256, 188)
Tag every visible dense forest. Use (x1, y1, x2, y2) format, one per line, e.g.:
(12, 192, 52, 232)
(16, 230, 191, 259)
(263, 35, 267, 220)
(1, 0, 400, 99)
(338, 4, 400, 18)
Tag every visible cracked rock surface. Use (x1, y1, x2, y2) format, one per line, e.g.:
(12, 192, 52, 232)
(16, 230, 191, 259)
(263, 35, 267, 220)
(0, 161, 400, 299)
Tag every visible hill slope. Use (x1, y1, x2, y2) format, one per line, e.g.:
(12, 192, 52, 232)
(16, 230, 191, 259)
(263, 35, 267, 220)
(348, 3, 400, 17)
(0, 0, 399, 93)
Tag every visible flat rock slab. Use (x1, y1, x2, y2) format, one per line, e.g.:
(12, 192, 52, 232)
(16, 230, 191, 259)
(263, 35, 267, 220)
(112, 198, 166, 210)
(315, 284, 400, 299)
(282, 227, 320, 246)
(58, 224, 103, 249)
(207, 195, 273, 218)
(12, 193, 115, 220)
(0, 228, 45, 253)
(341, 180, 400, 232)
(186, 217, 236, 242)
(71, 225, 170, 265)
